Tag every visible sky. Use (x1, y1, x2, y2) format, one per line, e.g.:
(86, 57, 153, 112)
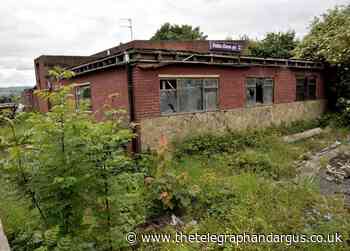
(0, 0, 348, 88)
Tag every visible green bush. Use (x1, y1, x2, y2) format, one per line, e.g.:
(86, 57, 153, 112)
(146, 171, 199, 217)
(228, 151, 277, 177)
(337, 97, 350, 127)
(274, 119, 320, 135)
(174, 130, 269, 158)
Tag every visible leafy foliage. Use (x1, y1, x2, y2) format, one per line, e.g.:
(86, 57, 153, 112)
(248, 31, 299, 58)
(150, 22, 207, 40)
(274, 119, 321, 135)
(0, 67, 139, 250)
(295, 5, 350, 111)
(294, 5, 350, 64)
(174, 130, 271, 157)
(336, 97, 350, 127)
(145, 142, 199, 217)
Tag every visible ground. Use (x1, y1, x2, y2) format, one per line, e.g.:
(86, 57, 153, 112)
(1, 119, 350, 250)
(297, 138, 350, 207)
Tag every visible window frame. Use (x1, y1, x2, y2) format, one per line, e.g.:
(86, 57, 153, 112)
(74, 82, 92, 111)
(245, 77, 274, 106)
(159, 77, 219, 115)
(295, 75, 317, 101)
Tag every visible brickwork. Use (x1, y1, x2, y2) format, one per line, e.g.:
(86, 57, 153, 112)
(70, 68, 129, 120)
(132, 64, 325, 120)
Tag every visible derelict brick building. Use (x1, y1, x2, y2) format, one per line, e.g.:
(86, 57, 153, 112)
(30, 40, 326, 150)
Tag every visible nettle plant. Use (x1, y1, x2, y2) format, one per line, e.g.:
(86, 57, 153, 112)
(0, 67, 137, 250)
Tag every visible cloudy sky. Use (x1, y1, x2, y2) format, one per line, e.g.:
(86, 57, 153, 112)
(0, 0, 348, 87)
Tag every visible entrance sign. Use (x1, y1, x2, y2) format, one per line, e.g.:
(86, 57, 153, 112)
(209, 41, 242, 52)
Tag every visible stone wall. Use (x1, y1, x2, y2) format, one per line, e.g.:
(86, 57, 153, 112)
(140, 100, 327, 150)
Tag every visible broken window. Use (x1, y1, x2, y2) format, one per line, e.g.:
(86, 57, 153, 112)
(75, 84, 92, 111)
(160, 78, 218, 114)
(296, 75, 317, 101)
(246, 78, 274, 106)
(160, 79, 177, 113)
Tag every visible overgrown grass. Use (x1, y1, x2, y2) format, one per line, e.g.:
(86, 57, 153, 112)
(140, 173, 350, 250)
(140, 119, 350, 250)
(0, 176, 40, 249)
(1, 117, 350, 251)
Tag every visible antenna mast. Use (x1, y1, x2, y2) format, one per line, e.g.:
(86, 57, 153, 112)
(120, 18, 134, 41)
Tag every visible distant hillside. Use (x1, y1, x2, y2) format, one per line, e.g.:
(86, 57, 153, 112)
(0, 86, 31, 97)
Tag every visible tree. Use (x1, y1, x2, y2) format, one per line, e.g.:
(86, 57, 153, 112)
(150, 22, 207, 40)
(0, 67, 140, 250)
(248, 31, 299, 59)
(294, 5, 350, 64)
(295, 5, 350, 108)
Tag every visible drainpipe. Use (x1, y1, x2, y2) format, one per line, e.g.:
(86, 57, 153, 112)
(126, 52, 139, 153)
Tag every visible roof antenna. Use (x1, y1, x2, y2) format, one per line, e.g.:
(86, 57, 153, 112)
(120, 18, 134, 41)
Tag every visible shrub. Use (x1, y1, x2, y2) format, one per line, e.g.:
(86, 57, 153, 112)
(146, 171, 199, 217)
(0, 68, 136, 251)
(228, 151, 276, 176)
(275, 119, 321, 135)
(337, 97, 350, 127)
(174, 130, 269, 158)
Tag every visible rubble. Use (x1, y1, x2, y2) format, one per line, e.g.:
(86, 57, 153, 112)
(317, 141, 341, 156)
(297, 139, 350, 208)
(324, 154, 350, 183)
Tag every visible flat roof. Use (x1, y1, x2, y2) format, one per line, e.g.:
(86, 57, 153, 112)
(35, 40, 324, 77)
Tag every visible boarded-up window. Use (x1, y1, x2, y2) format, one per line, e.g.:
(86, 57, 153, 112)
(246, 78, 274, 105)
(160, 78, 218, 114)
(296, 75, 317, 101)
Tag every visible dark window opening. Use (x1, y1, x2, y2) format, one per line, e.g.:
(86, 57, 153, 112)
(160, 78, 218, 114)
(256, 81, 263, 104)
(246, 78, 274, 106)
(296, 75, 317, 101)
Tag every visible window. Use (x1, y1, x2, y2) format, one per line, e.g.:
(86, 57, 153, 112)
(160, 78, 218, 114)
(246, 78, 273, 105)
(296, 75, 317, 101)
(75, 84, 92, 111)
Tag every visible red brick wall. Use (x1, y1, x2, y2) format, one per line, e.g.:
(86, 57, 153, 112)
(132, 65, 325, 120)
(72, 68, 129, 121)
(34, 60, 50, 112)
(33, 55, 94, 113)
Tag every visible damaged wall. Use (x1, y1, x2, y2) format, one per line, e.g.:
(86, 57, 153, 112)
(140, 99, 327, 150)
